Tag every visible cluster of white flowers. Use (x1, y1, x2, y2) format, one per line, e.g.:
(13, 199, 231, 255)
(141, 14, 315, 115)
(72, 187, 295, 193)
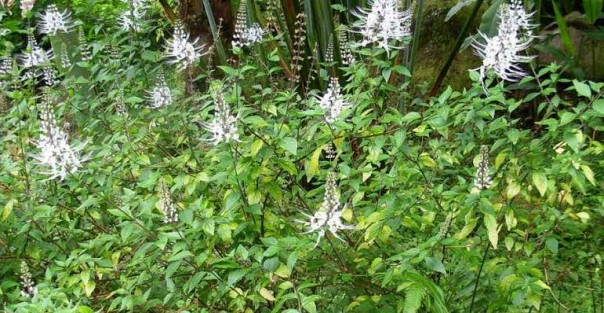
(200, 85, 239, 145)
(34, 92, 85, 180)
(19, 35, 52, 69)
(20, 0, 35, 16)
(19, 262, 37, 298)
(301, 172, 354, 246)
(338, 28, 355, 66)
(351, 0, 412, 56)
(118, 0, 147, 32)
(165, 22, 205, 70)
(148, 73, 172, 108)
(232, 2, 264, 48)
(474, 145, 492, 190)
(472, 0, 537, 88)
(158, 178, 178, 224)
(37, 4, 73, 36)
(315, 77, 350, 124)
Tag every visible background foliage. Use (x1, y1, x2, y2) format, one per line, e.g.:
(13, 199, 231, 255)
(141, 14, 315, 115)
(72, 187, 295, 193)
(1, 0, 603, 312)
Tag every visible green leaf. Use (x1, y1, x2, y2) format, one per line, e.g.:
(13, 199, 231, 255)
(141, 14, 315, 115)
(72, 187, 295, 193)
(425, 257, 446, 274)
(484, 213, 499, 249)
(593, 99, 604, 116)
(573, 80, 592, 98)
(532, 172, 548, 197)
(302, 295, 321, 313)
(479, 0, 504, 37)
(403, 288, 426, 313)
(553, 1, 576, 57)
(545, 238, 559, 254)
(281, 137, 298, 155)
(583, 0, 603, 23)
(581, 165, 596, 185)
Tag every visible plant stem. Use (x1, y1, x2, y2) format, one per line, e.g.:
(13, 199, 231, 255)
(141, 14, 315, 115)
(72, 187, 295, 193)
(429, 0, 484, 97)
(468, 238, 490, 313)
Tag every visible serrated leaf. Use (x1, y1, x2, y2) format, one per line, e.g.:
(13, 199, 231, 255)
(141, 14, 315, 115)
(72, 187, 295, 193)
(403, 288, 425, 313)
(572, 80, 592, 98)
(545, 238, 558, 254)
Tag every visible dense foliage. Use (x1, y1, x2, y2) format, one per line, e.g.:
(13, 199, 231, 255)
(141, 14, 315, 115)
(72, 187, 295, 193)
(1, 0, 603, 312)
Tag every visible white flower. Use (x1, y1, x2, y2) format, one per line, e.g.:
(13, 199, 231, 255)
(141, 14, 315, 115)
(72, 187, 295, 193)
(19, 262, 37, 298)
(474, 145, 492, 190)
(158, 178, 178, 224)
(351, 0, 412, 56)
(34, 92, 85, 180)
(300, 172, 354, 246)
(199, 86, 239, 145)
(165, 22, 205, 70)
(148, 74, 172, 108)
(232, 0, 264, 49)
(315, 77, 350, 124)
(19, 35, 52, 69)
(37, 4, 73, 36)
(243, 23, 263, 46)
(118, 10, 140, 32)
(472, 0, 537, 88)
(20, 0, 35, 17)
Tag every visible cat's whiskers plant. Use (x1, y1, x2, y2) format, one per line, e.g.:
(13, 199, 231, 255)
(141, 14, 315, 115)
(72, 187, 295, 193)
(148, 72, 172, 108)
(291, 13, 306, 86)
(300, 172, 354, 247)
(199, 84, 239, 145)
(473, 145, 492, 190)
(158, 178, 178, 224)
(77, 26, 91, 62)
(165, 22, 206, 71)
(37, 4, 73, 36)
(232, 2, 264, 49)
(351, 0, 413, 56)
(315, 77, 350, 124)
(338, 27, 355, 66)
(118, 0, 147, 32)
(20, 0, 34, 16)
(19, 261, 37, 298)
(34, 90, 86, 180)
(472, 0, 537, 90)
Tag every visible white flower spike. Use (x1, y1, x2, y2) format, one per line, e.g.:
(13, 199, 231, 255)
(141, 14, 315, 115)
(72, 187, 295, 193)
(351, 0, 412, 56)
(300, 172, 354, 246)
(34, 91, 85, 180)
(165, 22, 206, 70)
(20, 35, 52, 69)
(37, 4, 73, 36)
(474, 145, 492, 190)
(148, 73, 172, 108)
(315, 77, 350, 124)
(472, 0, 537, 89)
(199, 85, 239, 145)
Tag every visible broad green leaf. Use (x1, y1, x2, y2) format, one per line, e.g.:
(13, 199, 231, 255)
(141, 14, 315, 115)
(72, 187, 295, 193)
(532, 172, 548, 197)
(281, 137, 298, 155)
(545, 238, 559, 254)
(403, 287, 426, 313)
(573, 80, 592, 98)
(484, 213, 499, 249)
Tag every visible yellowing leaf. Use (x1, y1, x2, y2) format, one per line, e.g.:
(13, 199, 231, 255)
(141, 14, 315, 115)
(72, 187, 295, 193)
(532, 172, 548, 197)
(484, 213, 499, 249)
(2, 199, 16, 221)
(581, 165, 595, 185)
(259, 287, 275, 301)
(306, 146, 322, 181)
